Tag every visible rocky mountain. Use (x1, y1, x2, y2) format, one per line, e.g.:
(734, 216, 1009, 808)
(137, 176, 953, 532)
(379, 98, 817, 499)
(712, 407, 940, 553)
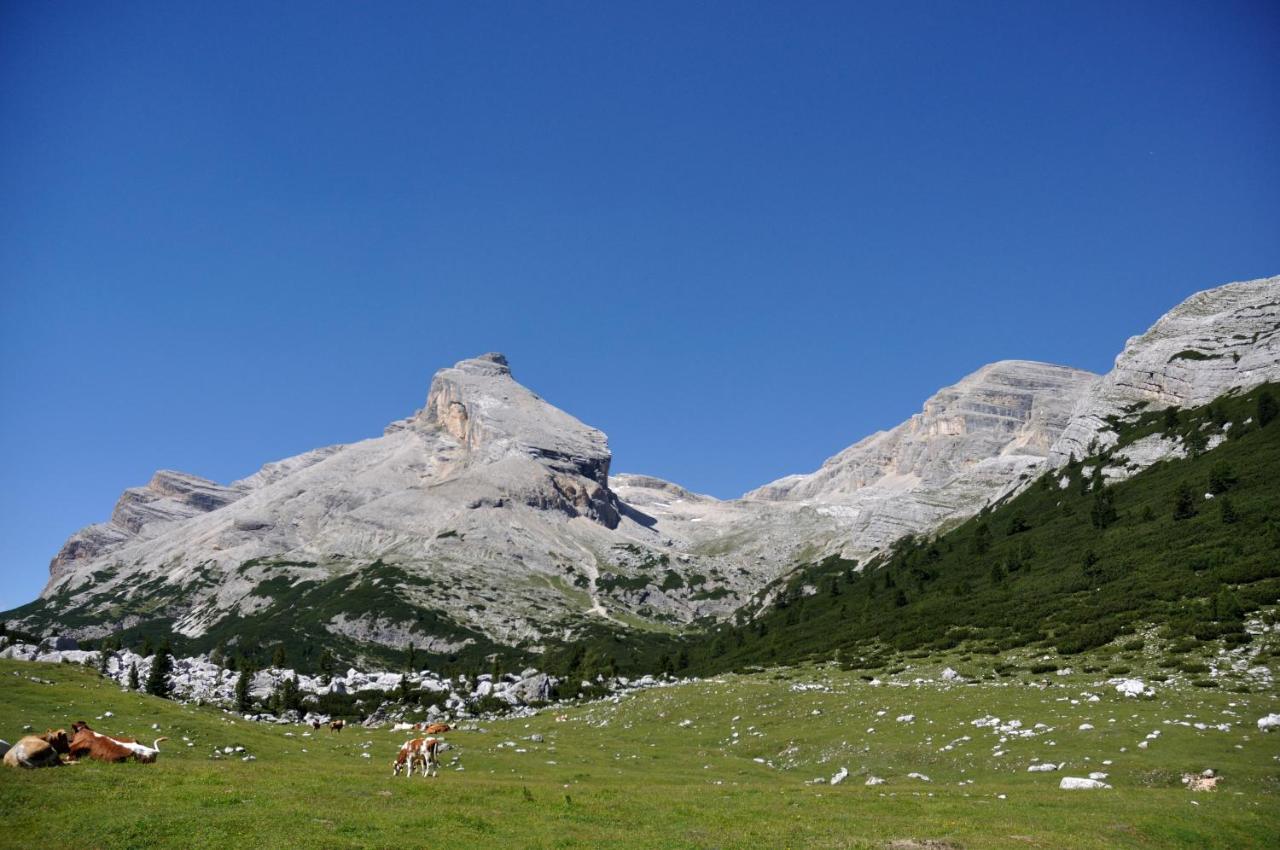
(8, 274, 1278, 666)
(741, 360, 1099, 559)
(1048, 275, 1280, 472)
(13, 353, 830, 663)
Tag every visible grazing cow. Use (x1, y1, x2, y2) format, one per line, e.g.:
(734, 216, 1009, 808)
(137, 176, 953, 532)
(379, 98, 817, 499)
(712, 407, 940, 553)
(2, 729, 69, 769)
(329, 719, 345, 733)
(69, 722, 167, 764)
(392, 737, 443, 778)
(310, 719, 322, 731)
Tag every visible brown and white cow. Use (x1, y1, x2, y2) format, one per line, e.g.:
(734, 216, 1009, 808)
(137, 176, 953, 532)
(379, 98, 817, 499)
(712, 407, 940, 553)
(410, 721, 451, 734)
(329, 719, 346, 733)
(2, 729, 70, 769)
(69, 721, 168, 763)
(391, 737, 443, 778)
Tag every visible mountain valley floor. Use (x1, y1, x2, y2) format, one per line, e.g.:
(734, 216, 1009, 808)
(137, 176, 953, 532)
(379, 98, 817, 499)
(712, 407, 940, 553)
(1, 653, 1277, 849)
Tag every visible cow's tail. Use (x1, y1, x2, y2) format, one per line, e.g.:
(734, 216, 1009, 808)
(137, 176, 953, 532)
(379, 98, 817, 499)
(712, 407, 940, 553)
(152, 737, 169, 751)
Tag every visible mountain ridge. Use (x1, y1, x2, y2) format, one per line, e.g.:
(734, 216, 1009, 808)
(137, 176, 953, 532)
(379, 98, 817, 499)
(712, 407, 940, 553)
(7, 274, 1279, 666)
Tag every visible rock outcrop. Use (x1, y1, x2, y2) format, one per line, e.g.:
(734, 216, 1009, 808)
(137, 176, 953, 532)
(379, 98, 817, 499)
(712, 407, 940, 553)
(49, 471, 245, 581)
(1049, 275, 1280, 467)
(742, 360, 1099, 559)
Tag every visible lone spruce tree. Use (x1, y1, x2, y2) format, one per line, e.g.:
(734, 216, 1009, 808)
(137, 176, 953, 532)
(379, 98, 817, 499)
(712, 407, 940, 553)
(145, 639, 173, 698)
(235, 665, 253, 713)
(127, 662, 140, 690)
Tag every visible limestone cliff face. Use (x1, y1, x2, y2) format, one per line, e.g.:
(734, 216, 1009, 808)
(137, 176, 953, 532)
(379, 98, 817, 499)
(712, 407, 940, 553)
(29, 354, 689, 651)
(410, 352, 618, 527)
(1049, 275, 1280, 467)
(49, 471, 244, 581)
(742, 361, 1098, 557)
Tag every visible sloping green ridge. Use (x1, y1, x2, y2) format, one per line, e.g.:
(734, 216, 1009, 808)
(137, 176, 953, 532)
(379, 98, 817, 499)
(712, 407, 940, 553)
(677, 382, 1280, 674)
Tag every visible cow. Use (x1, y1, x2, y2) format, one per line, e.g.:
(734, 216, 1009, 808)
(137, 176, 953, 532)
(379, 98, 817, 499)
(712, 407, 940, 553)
(423, 722, 451, 735)
(329, 719, 346, 733)
(69, 722, 168, 764)
(310, 719, 322, 731)
(392, 737, 443, 778)
(2, 729, 69, 769)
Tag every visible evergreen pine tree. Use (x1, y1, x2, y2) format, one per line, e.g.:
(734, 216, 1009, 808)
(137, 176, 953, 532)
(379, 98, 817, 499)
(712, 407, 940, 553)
(1173, 483, 1198, 520)
(971, 522, 992, 555)
(271, 644, 287, 669)
(235, 666, 253, 713)
(318, 649, 334, 684)
(145, 639, 173, 698)
(1090, 486, 1117, 529)
(1258, 390, 1277, 427)
(283, 675, 302, 712)
(127, 662, 140, 690)
(1208, 461, 1238, 494)
(1219, 496, 1239, 524)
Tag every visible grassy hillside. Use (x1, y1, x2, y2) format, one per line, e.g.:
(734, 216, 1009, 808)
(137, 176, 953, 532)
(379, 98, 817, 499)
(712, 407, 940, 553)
(2, 657, 1278, 849)
(670, 383, 1280, 676)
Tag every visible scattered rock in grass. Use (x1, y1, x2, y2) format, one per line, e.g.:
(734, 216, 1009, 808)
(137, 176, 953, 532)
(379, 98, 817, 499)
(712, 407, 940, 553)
(1182, 770, 1219, 791)
(907, 772, 930, 782)
(1257, 714, 1280, 733)
(830, 767, 848, 785)
(1060, 777, 1111, 790)
(1027, 763, 1059, 772)
(1114, 679, 1154, 698)
(865, 776, 886, 786)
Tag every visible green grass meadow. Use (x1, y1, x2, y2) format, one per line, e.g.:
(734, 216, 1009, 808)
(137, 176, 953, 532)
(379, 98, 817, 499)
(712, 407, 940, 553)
(2, 658, 1277, 849)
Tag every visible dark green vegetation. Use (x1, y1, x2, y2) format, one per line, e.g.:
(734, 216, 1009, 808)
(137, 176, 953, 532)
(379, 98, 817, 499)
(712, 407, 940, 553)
(4, 560, 523, 676)
(4, 658, 1279, 849)
(663, 383, 1280, 674)
(536, 384, 1280, 680)
(4, 385, 1278, 684)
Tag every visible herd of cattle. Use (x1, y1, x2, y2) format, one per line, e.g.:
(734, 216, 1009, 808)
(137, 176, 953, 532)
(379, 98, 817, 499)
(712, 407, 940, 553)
(1, 718, 454, 777)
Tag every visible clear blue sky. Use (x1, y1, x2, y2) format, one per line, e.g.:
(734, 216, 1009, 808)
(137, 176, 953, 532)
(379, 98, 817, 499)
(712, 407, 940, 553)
(2, 1, 1277, 610)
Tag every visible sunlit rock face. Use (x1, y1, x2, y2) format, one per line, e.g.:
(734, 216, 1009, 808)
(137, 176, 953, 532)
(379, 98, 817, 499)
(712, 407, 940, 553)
(743, 360, 1099, 559)
(1049, 275, 1280, 468)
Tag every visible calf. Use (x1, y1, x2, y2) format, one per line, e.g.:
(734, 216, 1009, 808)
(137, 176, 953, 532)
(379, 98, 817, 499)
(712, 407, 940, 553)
(2, 729, 69, 769)
(69, 722, 167, 764)
(310, 719, 322, 731)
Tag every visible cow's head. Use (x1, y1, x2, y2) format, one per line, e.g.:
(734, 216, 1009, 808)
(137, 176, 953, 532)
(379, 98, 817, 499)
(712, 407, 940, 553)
(44, 729, 70, 753)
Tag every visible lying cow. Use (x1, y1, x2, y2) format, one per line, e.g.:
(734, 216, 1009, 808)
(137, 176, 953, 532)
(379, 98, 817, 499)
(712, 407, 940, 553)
(392, 737, 444, 778)
(2, 729, 70, 769)
(69, 721, 168, 764)
(422, 722, 451, 735)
